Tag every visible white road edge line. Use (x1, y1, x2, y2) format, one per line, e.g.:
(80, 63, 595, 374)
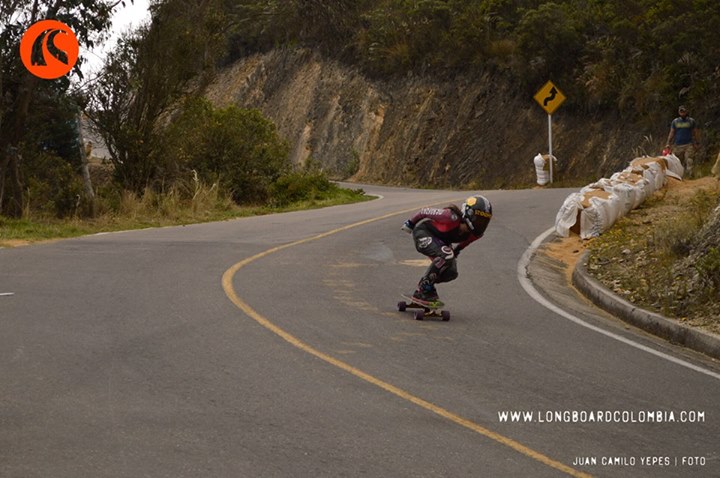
(518, 227, 720, 381)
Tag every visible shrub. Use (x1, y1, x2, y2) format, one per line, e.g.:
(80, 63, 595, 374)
(21, 148, 84, 218)
(697, 247, 720, 292)
(269, 170, 334, 207)
(162, 97, 290, 205)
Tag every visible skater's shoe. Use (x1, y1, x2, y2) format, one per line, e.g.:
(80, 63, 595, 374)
(412, 285, 441, 305)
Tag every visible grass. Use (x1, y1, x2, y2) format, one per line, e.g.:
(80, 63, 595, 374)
(0, 182, 371, 247)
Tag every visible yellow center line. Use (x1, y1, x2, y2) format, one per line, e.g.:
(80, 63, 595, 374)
(221, 205, 592, 478)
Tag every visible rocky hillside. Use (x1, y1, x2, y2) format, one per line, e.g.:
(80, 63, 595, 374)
(203, 48, 670, 189)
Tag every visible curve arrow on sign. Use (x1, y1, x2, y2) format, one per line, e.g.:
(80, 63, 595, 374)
(543, 87, 557, 107)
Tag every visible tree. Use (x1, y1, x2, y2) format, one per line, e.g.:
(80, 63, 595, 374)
(0, 0, 117, 217)
(88, 0, 230, 193)
(515, 2, 584, 90)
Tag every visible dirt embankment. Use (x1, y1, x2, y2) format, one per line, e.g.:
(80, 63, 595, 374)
(203, 48, 670, 189)
(545, 177, 720, 336)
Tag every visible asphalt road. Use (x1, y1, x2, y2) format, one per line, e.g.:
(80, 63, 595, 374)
(2, 184, 719, 478)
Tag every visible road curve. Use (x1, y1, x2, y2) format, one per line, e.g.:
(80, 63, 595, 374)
(1, 184, 719, 478)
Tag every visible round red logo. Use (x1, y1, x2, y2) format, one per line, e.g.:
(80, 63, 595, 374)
(20, 20, 79, 79)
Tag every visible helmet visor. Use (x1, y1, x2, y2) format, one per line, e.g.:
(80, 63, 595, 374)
(471, 215, 491, 236)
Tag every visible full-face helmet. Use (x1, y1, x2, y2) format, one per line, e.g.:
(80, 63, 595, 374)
(461, 195, 492, 236)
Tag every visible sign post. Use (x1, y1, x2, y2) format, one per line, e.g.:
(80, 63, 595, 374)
(548, 114, 553, 182)
(533, 81, 566, 183)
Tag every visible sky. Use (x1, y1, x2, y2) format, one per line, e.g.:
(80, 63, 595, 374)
(79, 0, 151, 78)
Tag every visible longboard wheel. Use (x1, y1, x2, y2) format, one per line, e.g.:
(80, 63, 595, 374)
(441, 310, 450, 321)
(397, 301, 407, 312)
(414, 310, 425, 321)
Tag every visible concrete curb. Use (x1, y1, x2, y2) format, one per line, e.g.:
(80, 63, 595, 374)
(572, 251, 720, 360)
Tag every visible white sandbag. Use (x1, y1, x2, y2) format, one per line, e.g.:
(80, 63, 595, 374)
(555, 189, 621, 239)
(555, 193, 583, 237)
(628, 157, 669, 193)
(590, 178, 635, 217)
(534, 153, 549, 186)
(579, 197, 608, 239)
(554, 152, 677, 239)
(611, 171, 649, 209)
(663, 153, 684, 179)
(624, 165, 658, 196)
(580, 187, 621, 239)
(608, 182, 636, 217)
(665, 169, 682, 181)
(629, 181, 647, 208)
(645, 161, 666, 191)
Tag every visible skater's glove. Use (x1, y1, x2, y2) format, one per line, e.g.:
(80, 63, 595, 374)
(401, 220, 414, 234)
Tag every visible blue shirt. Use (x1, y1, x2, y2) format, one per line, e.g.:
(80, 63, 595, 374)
(671, 116, 696, 145)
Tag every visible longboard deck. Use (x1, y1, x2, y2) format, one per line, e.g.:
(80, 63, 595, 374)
(398, 295, 450, 321)
(400, 294, 444, 309)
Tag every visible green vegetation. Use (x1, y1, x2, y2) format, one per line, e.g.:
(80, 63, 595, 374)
(1, 0, 369, 231)
(1, 0, 114, 217)
(0, 178, 370, 246)
(697, 247, 720, 293)
(224, 0, 720, 120)
(162, 97, 290, 204)
(3, 0, 719, 229)
(89, 0, 230, 195)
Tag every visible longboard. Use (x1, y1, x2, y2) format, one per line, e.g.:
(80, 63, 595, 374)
(398, 294, 450, 321)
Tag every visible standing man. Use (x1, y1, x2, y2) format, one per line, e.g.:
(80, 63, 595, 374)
(666, 105, 700, 177)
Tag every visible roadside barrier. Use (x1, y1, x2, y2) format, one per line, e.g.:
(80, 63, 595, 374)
(555, 154, 684, 239)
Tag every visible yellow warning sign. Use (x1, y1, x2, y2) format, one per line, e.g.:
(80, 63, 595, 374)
(533, 81, 566, 115)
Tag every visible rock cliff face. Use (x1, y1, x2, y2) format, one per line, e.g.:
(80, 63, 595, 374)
(203, 48, 662, 188)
